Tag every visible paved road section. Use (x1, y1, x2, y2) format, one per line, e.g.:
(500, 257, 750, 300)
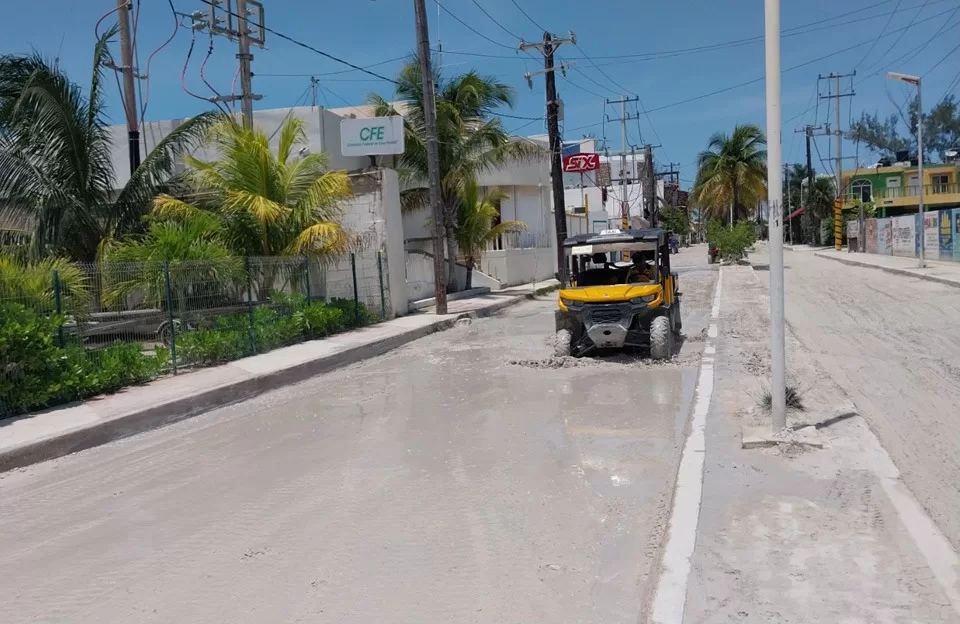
(754, 246, 960, 553)
(0, 249, 716, 623)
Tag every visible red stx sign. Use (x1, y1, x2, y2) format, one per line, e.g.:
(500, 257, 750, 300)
(562, 153, 600, 173)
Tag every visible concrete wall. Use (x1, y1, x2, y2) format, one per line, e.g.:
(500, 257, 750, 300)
(480, 247, 555, 287)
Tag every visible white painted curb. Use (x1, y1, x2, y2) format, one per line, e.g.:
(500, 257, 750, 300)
(650, 266, 722, 624)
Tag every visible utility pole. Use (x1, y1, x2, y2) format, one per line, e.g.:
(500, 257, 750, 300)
(794, 124, 826, 244)
(414, 0, 447, 313)
(521, 31, 576, 285)
(605, 95, 640, 230)
(818, 72, 855, 250)
(643, 144, 656, 227)
(785, 163, 792, 245)
(204, 0, 264, 126)
(765, 0, 786, 432)
(116, 0, 140, 175)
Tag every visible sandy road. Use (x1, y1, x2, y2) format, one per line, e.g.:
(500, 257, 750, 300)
(0, 247, 716, 624)
(753, 246, 960, 551)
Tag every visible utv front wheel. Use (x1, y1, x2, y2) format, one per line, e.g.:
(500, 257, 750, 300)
(650, 316, 672, 360)
(554, 329, 572, 357)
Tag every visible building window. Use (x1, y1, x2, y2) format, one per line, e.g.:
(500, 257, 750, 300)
(851, 179, 872, 203)
(932, 174, 950, 194)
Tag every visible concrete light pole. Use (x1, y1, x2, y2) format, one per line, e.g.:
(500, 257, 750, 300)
(765, 0, 786, 431)
(887, 72, 924, 269)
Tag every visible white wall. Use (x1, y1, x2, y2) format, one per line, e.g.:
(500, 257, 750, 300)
(110, 106, 372, 191)
(480, 248, 555, 287)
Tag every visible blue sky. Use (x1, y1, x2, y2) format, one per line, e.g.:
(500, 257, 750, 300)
(5, 0, 960, 187)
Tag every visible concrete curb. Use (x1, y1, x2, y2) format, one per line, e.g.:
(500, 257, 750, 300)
(814, 252, 960, 289)
(409, 286, 491, 311)
(0, 287, 558, 473)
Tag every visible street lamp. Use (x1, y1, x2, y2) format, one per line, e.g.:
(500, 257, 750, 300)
(886, 71, 924, 268)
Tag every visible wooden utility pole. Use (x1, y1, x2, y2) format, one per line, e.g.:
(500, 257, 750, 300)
(414, 0, 447, 313)
(643, 144, 656, 226)
(236, 0, 255, 128)
(116, 0, 140, 174)
(521, 31, 576, 286)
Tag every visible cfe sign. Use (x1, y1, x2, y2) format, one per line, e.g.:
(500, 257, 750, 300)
(341, 116, 405, 156)
(562, 152, 600, 173)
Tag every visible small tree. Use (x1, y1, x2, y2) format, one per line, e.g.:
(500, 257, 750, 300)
(659, 205, 690, 237)
(455, 179, 525, 290)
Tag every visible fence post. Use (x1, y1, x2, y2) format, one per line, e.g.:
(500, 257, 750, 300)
(245, 256, 257, 353)
(163, 261, 178, 375)
(303, 255, 311, 304)
(350, 252, 360, 326)
(377, 250, 386, 320)
(52, 270, 64, 347)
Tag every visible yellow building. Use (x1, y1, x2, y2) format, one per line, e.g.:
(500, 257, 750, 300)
(840, 162, 960, 218)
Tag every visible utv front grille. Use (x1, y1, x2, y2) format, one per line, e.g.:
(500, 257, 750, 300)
(586, 304, 630, 324)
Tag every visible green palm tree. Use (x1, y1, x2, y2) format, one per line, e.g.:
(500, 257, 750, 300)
(0, 254, 90, 313)
(455, 179, 525, 290)
(370, 57, 542, 291)
(691, 124, 767, 225)
(0, 31, 220, 261)
(152, 117, 351, 257)
(100, 214, 242, 310)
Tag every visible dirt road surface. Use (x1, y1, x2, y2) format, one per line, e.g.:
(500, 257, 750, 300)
(752, 246, 960, 552)
(0, 248, 715, 624)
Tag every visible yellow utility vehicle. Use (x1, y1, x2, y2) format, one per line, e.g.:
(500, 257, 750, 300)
(555, 228, 681, 359)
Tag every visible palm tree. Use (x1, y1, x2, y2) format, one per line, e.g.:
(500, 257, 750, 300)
(0, 254, 90, 313)
(454, 179, 525, 290)
(100, 214, 242, 310)
(369, 57, 541, 291)
(0, 31, 219, 261)
(150, 116, 352, 297)
(691, 124, 767, 224)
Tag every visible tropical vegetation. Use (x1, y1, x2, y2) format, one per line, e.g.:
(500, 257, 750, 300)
(453, 179, 525, 290)
(370, 57, 541, 290)
(848, 94, 960, 163)
(691, 124, 767, 224)
(0, 32, 219, 261)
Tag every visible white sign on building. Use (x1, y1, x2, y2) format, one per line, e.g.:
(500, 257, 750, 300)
(341, 116, 405, 156)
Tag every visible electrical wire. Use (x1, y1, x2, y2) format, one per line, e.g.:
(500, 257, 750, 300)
(180, 31, 210, 103)
(432, 0, 516, 50)
(813, 136, 834, 176)
(922, 39, 960, 78)
(94, 4, 122, 39)
(860, 0, 932, 75)
(196, 0, 400, 84)
(509, 0, 548, 32)
(469, 0, 522, 41)
(139, 0, 181, 125)
(199, 35, 231, 115)
(854, 0, 902, 70)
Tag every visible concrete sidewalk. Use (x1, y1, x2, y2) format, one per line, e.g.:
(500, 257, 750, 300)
(679, 262, 960, 622)
(814, 248, 960, 288)
(0, 280, 558, 472)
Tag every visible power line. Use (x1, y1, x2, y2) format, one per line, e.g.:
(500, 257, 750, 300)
(468, 0, 522, 41)
(922, 39, 960, 78)
(432, 0, 516, 50)
(196, 0, 399, 84)
(509, 0, 548, 32)
(860, 0, 932, 75)
(853, 0, 903, 70)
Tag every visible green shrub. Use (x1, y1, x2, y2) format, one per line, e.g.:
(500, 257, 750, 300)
(177, 326, 249, 366)
(330, 298, 379, 328)
(297, 302, 346, 338)
(706, 220, 757, 261)
(0, 304, 168, 417)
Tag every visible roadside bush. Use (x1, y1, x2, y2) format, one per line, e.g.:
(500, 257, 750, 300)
(0, 303, 168, 418)
(707, 220, 757, 261)
(297, 302, 345, 338)
(177, 326, 249, 366)
(330, 298, 379, 328)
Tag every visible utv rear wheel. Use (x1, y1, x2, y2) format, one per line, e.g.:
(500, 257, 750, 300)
(650, 316, 672, 360)
(554, 329, 572, 357)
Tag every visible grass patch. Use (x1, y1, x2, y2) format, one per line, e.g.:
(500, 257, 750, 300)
(760, 384, 805, 412)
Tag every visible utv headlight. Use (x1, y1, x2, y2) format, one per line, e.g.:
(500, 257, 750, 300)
(630, 295, 658, 305)
(561, 298, 584, 310)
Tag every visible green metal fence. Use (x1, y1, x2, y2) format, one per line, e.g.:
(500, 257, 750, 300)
(0, 252, 388, 420)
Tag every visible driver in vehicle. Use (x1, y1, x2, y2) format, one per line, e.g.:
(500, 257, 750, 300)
(626, 251, 653, 283)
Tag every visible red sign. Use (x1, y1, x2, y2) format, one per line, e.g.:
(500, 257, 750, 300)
(562, 152, 600, 173)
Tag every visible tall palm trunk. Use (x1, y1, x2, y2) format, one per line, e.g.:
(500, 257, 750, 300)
(445, 225, 458, 292)
(464, 256, 475, 290)
(732, 182, 740, 226)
